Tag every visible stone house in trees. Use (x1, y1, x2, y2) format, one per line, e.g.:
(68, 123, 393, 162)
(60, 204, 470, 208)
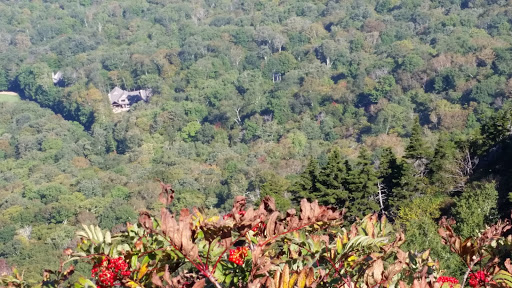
(108, 86, 152, 112)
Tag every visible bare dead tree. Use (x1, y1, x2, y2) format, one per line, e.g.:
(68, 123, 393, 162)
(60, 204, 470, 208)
(234, 107, 242, 125)
(377, 182, 387, 214)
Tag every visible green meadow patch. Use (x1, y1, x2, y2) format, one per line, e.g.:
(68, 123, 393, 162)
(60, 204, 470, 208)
(0, 92, 21, 102)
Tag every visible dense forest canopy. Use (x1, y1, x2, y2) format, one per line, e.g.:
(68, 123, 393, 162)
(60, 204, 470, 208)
(1, 0, 512, 282)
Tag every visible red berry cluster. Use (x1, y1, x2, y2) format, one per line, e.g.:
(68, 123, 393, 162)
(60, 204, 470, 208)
(91, 256, 131, 287)
(223, 210, 246, 220)
(228, 246, 249, 266)
(251, 222, 266, 232)
(468, 271, 490, 288)
(437, 276, 459, 287)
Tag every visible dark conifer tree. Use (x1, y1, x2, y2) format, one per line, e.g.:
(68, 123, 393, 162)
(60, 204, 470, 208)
(259, 172, 291, 211)
(428, 134, 459, 193)
(377, 147, 401, 212)
(389, 161, 425, 216)
(405, 116, 428, 160)
(345, 147, 379, 219)
(316, 147, 348, 207)
(290, 157, 320, 203)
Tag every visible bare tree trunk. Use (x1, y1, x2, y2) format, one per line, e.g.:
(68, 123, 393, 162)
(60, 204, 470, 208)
(377, 182, 386, 212)
(234, 107, 242, 125)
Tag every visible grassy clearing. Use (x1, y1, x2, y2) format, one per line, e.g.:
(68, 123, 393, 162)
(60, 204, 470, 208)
(0, 92, 21, 103)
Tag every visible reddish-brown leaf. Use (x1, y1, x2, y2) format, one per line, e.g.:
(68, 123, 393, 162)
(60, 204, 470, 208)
(138, 211, 153, 230)
(265, 212, 281, 239)
(299, 199, 311, 222)
(373, 259, 384, 283)
(152, 272, 163, 287)
(191, 279, 206, 288)
(163, 265, 172, 284)
(260, 196, 276, 213)
(158, 182, 175, 206)
(306, 267, 315, 287)
(505, 258, 512, 274)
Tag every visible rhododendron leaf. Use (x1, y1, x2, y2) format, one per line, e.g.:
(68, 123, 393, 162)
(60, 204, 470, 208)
(158, 182, 175, 206)
(95, 226, 103, 243)
(273, 269, 281, 287)
(192, 279, 205, 288)
(336, 236, 343, 254)
(366, 215, 376, 238)
(305, 267, 315, 286)
(127, 280, 142, 288)
(138, 263, 148, 280)
(82, 225, 92, 239)
(281, 264, 290, 288)
(89, 225, 97, 241)
(289, 273, 298, 288)
(105, 231, 111, 244)
(505, 258, 512, 274)
(225, 273, 232, 284)
(493, 270, 512, 286)
(265, 211, 280, 239)
(421, 249, 430, 260)
(130, 255, 138, 269)
(151, 272, 163, 287)
(138, 212, 153, 230)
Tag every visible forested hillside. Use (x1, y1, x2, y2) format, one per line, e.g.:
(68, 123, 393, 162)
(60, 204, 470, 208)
(1, 0, 512, 282)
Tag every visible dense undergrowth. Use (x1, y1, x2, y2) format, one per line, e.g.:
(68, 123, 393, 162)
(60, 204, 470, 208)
(2, 184, 512, 288)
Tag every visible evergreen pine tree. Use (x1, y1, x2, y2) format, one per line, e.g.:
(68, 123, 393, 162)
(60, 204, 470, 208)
(315, 147, 348, 207)
(428, 134, 460, 193)
(345, 147, 379, 219)
(290, 157, 320, 203)
(377, 147, 401, 212)
(389, 161, 425, 216)
(405, 116, 428, 160)
(259, 172, 291, 211)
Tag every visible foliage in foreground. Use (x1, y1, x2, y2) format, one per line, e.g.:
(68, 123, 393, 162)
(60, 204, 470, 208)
(2, 183, 512, 288)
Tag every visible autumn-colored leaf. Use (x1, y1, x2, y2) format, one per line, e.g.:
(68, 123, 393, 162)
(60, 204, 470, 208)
(151, 272, 163, 287)
(138, 211, 153, 230)
(192, 279, 206, 288)
(158, 182, 175, 206)
(281, 264, 290, 288)
(306, 267, 315, 287)
(505, 258, 512, 274)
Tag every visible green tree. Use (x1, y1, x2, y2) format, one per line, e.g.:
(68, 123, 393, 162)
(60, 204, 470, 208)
(388, 162, 422, 216)
(25, 184, 70, 205)
(0, 68, 8, 90)
(180, 121, 201, 142)
(405, 117, 429, 160)
(315, 147, 348, 208)
(99, 202, 138, 230)
(290, 157, 320, 204)
(110, 186, 131, 200)
(428, 134, 460, 193)
(377, 148, 401, 211)
(259, 173, 291, 211)
(367, 75, 396, 102)
(493, 47, 512, 76)
(345, 147, 379, 218)
(470, 75, 506, 104)
(400, 54, 424, 72)
(453, 182, 498, 238)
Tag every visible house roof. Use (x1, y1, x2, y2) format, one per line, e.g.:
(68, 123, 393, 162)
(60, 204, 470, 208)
(108, 87, 152, 104)
(108, 87, 125, 104)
